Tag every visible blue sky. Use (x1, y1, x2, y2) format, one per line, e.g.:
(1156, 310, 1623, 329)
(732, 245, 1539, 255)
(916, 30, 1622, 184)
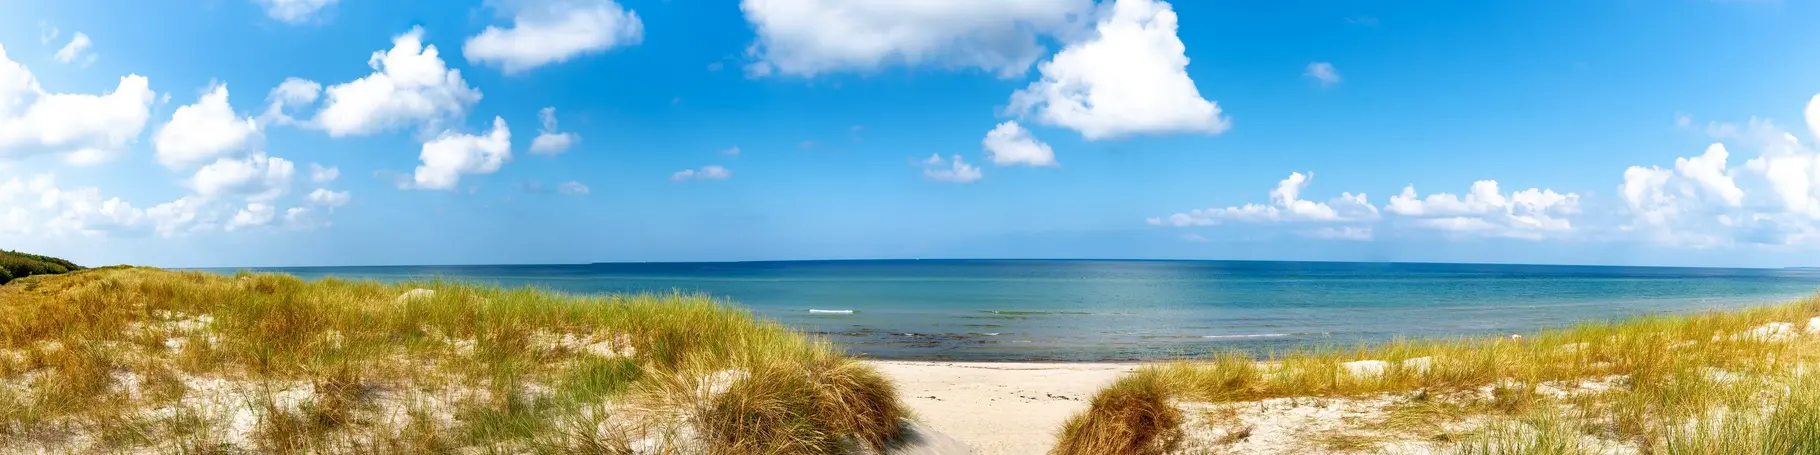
(4, 0, 1820, 268)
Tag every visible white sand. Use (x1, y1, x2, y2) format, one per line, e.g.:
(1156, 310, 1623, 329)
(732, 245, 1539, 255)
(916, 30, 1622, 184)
(868, 361, 1138, 455)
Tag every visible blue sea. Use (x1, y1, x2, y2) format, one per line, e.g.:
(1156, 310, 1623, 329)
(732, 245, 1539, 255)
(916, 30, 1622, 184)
(212, 260, 1820, 361)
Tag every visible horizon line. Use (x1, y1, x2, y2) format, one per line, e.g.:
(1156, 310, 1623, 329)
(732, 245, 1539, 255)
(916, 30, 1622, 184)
(174, 257, 1814, 271)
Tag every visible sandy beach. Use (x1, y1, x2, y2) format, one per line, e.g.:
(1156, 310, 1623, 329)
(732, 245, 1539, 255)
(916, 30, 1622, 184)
(869, 361, 1139, 455)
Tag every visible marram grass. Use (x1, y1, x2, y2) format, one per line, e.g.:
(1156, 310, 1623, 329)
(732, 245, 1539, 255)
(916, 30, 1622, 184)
(0, 266, 904, 454)
(1057, 294, 1820, 454)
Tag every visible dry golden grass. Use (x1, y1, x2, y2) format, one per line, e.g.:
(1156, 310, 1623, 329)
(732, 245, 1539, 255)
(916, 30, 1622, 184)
(1050, 370, 1184, 455)
(0, 266, 906, 454)
(1057, 294, 1820, 454)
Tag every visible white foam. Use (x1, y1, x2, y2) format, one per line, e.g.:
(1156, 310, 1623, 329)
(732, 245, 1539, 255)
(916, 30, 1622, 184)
(808, 309, 855, 314)
(1202, 333, 1291, 339)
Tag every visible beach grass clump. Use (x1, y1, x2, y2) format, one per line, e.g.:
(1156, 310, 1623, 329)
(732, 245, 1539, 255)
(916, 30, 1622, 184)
(1056, 294, 1820, 454)
(1050, 369, 1184, 455)
(0, 265, 905, 453)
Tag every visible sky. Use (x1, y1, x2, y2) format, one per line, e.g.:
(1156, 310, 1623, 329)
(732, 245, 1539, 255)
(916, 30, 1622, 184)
(4, 0, 1820, 268)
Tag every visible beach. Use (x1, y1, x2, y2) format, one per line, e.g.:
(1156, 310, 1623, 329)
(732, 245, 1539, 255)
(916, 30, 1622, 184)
(869, 361, 1139, 454)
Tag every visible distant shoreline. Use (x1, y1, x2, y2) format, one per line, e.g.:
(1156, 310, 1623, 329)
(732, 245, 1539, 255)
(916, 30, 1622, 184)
(177, 257, 1812, 271)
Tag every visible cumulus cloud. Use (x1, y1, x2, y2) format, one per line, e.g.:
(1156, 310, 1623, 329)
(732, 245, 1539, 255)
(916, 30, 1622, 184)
(154, 84, 260, 169)
(1, 169, 338, 239)
(189, 153, 296, 202)
(226, 202, 276, 231)
(1304, 62, 1340, 86)
(722, 146, 741, 156)
(981, 121, 1056, 167)
(144, 196, 211, 237)
(309, 163, 339, 183)
(258, 0, 339, 24)
(0, 174, 143, 236)
(411, 117, 511, 190)
(670, 165, 731, 182)
(1149, 172, 1378, 226)
(465, 0, 644, 74)
(1007, 0, 1228, 140)
(282, 206, 333, 230)
(558, 181, 590, 196)
(305, 188, 350, 207)
(315, 27, 482, 137)
(920, 154, 983, 183)
(1617, 116, 1820, 246)
(261, 77, 322, 126)
(739, 0, 1091, 77)
(53, 32, 94, 65)
(0, 44, 155, 165)
(1387, 181, 1581, 239)
(529, 106, 577, 155)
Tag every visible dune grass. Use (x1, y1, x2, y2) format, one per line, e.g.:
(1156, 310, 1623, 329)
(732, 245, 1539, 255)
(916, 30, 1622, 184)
(1056, 294, 1820, 454)
(0, 266, 905, 453)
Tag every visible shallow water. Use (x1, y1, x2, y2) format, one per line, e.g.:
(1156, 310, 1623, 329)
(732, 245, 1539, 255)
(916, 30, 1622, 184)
(209, 260, 1820, 361)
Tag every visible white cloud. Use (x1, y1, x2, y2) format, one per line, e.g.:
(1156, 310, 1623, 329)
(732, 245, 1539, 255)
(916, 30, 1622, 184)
(723, 146, 741, 156)
(0, 44, 155, 164)
(258, 0, 339, 24)
(145, 196, 211, 237)
(739, 0, 1091, 77)
(1149, 172, 1377, 226)
(1387, 181, 1581, 239)
(39, 24, 59, 45)
(309, 163, 339, 183)
(529, 106, 576, 155)
(305, 188, 350, 207)
(559, 181, 590, 195)
(1304, 62, 1340, 86)
(411, 117, 511, 190)
(315, 27, 482, 137)
(981, 121, 1056, 167)
(1304, 226, 1372, 241)
(920, 154, 982, 183)
(1807, 95, 1820, 143)
(465, 0, 644, 74)
(283, 206, 330, 230)
(262, 77, 322, 126)
(1614, 116, 1820, 247)
(154, 83, 260, 169)
(1007, 0, 1227, 140)
(226, 202, 275, 231)
(189, 153, 296, 202)
(53, 32, 94, 65)
(670, 165, 731, 182)
(1675, 143, 1745, 207)
(0, 174, 143, 236)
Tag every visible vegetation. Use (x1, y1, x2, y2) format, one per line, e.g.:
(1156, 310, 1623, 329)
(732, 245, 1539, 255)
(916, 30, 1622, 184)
(0, 266, 905, 454)
(1056, 294, 1820, 454)
(0, 249, 82, 285)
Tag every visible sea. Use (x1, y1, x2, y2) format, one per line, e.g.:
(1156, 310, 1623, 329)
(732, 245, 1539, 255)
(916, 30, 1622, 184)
(212, 260, 1820, 361)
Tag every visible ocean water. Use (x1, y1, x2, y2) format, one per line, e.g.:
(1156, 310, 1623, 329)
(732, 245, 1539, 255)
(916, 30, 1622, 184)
(216, 260, 1820, 361)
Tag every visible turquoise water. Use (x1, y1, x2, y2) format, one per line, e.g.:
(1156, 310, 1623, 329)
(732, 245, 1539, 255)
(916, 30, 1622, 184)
(217, 260, 1820, 361)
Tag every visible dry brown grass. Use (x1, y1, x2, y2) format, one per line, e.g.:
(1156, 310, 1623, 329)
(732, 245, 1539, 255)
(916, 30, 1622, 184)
(0, 266, 906, 454)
